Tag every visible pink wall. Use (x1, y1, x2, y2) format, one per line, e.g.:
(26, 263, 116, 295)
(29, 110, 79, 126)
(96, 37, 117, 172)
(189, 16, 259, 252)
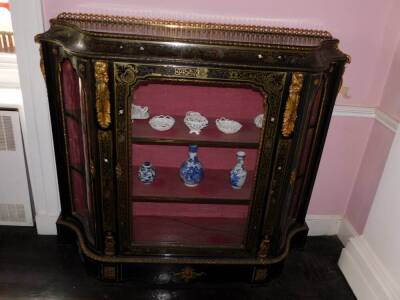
(376, 0, 400, 120)
(308, 117, 374, 215)
(344, 0, 400, 233)
(345, 121, 394, 233)
(343, 0, 400, 233)
(380, 38, 400, 121)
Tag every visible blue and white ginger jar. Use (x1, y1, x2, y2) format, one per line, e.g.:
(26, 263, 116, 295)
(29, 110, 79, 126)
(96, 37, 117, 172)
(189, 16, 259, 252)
(138, 161, 155, 184)
(230, 151, 247, 189)
(180, 145, 204, 187)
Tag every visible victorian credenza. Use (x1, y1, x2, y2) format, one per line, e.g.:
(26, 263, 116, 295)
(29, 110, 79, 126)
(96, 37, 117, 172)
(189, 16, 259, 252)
(36, 12, 349, 282)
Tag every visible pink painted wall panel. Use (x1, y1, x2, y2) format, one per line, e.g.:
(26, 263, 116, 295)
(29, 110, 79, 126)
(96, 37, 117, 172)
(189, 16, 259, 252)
(41, 0, 395, 107)
(345, 121, 394, 233)
(308, 117, 374, 215)
(380, 38, 400, 121)
(374, 0, 400, 119)
(364, 1, 400, 106)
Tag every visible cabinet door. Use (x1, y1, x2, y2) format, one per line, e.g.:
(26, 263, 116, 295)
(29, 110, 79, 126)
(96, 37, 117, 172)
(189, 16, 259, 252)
(60, 59, 96, 244)
(113, 62, 289, 259)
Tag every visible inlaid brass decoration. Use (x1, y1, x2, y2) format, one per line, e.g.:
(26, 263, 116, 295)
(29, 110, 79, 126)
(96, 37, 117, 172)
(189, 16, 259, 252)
(103, 265, 116, 280)
(115, 163, 123, 178)
(257, 237, 270, 259)
(98, 130, 111, 143)
(104, 232, 115, 256)
(89, 160, 95, 177)
(254, 268, 268, 282)
(282, 72, 304, 137)
(290, 170, 297, 186)
(173, 267, 206, 282)
(95, 61, 111, 129)
(174, 67, 208, 79)
(57, 12, 332, 38)
(78, 63, 86, 74)
(116, 64, 138, 85)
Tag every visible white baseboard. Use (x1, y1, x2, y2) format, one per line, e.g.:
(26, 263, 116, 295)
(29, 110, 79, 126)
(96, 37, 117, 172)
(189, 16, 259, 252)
(305, 214, 342, 236)
(35, 213, 58, 235)
(333, 105, 398, 132)
(333, 105, 376, 118)
(338, 218, 358, 246)
(339, 236, 400, 300)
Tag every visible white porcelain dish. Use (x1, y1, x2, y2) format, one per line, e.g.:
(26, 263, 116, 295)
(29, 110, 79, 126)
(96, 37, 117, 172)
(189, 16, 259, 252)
(184, 111, 208, 135)
(215, 117, 242, 134)
(131, 104, 149, 119)
(148, 115, 175, 131)
(254, 113, 264, 128)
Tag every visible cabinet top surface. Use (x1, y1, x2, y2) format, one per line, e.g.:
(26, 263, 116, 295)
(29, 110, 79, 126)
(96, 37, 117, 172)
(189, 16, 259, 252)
(37, 12, 349, 69)
(48, 12, 334, 49)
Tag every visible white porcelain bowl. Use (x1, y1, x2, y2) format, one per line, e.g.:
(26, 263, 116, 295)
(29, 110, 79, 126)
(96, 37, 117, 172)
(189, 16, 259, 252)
(131, 104, 149, 119)
(216, 117, 242, 134)
(149, 115, 175, 131)
(184, 111, 208, 135)
(254, 114, 264, 128)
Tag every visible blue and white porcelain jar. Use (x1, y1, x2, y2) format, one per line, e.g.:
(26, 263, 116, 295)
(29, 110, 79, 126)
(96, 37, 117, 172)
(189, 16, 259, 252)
(230, 151, 247, 189)
(138, 161, 155, 184)
(180, 145, 204, 187)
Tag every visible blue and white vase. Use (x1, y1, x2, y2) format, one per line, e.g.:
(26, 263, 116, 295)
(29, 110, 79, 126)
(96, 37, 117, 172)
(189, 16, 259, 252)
(230, 151, 247, 189)
(180, 145, 204, 187)
(138, 161, 155, 184)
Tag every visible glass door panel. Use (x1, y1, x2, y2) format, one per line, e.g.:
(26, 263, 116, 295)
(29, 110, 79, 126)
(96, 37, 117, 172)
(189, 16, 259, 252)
(130, 82, 266, 248)
(132, 202, 249, 246)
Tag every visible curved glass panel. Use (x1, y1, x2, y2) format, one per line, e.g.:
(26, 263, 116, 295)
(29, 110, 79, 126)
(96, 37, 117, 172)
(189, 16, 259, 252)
(61, 59, 94, 242)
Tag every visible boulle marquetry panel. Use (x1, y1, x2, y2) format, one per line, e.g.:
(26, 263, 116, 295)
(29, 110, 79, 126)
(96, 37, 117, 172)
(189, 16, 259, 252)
(36, 12, 349, 282)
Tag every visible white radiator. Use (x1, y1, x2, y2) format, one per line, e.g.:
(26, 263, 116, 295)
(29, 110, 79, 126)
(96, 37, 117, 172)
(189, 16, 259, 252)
(0, 109, 32, 225)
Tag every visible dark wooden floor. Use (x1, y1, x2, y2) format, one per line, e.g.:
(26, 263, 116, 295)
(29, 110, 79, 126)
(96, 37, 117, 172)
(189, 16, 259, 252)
(0, 226, 355, 300)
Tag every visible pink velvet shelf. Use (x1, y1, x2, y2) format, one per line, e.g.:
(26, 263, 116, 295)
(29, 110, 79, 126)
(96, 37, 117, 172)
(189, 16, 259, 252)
(131, 117, 263, 148)
(132, 167, 254, 205)
(132, 215, 246, 246)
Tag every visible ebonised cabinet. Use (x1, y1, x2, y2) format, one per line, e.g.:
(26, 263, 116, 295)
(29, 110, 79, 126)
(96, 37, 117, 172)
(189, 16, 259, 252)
(36, 12, 349, 282)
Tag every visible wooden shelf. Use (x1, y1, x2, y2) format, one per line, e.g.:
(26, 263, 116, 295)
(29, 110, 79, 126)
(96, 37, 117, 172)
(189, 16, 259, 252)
(132, 167, 254, 205)
(132, 215, 246, 246)
(131, 117, 263, 148)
